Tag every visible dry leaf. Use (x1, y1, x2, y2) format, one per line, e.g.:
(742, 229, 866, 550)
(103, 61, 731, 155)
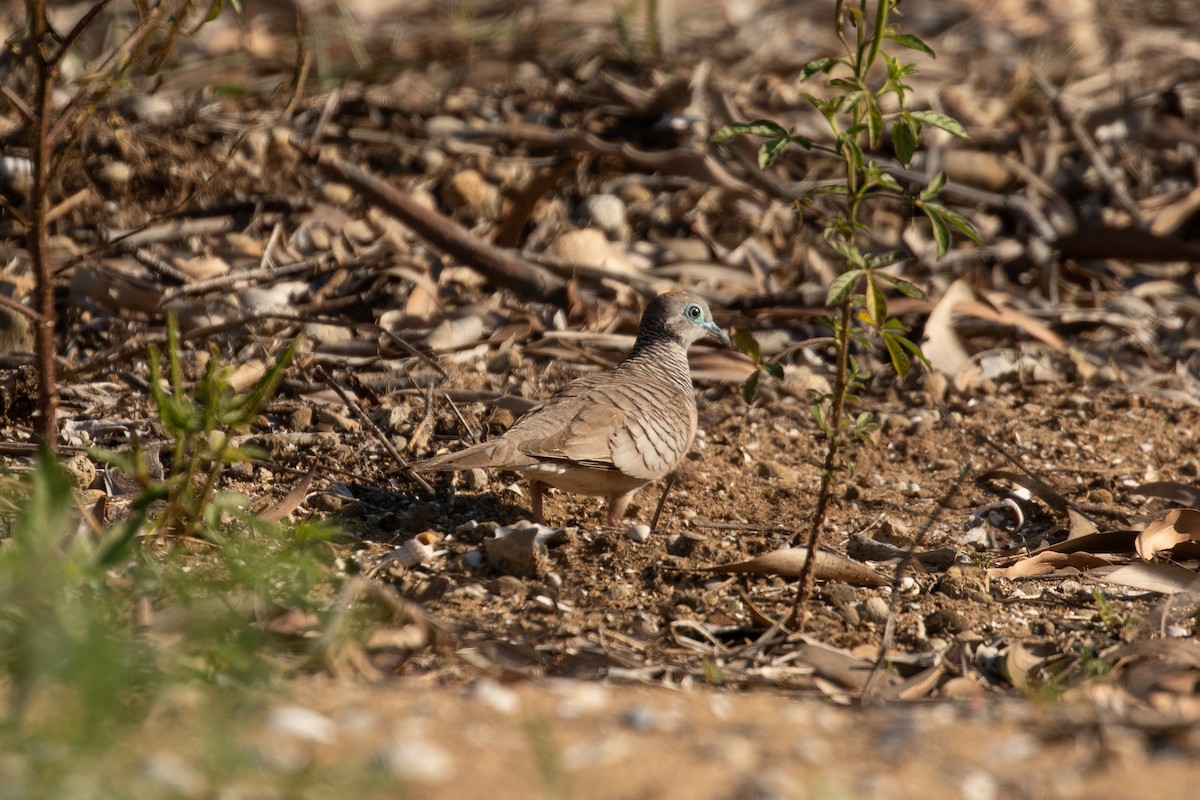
(922, 279, 1067, 379)
(1132, 482, 1200, 508)
(1136, 509, 1200, 561)
(1093, 562, 1200, 595)
(1005, 641, 1059, 693)
(1068, 508, 1099, 539)
(1151, 185, 1200, 236)
(788, 637, 881, 692)
(256, 468, 316, 523)
(989, 550, 1113, 579)
(921, 279, 976, 376)
(695, 548, 888, 587)
(226, 358, 269, 393)
(425, 313, 487, 351)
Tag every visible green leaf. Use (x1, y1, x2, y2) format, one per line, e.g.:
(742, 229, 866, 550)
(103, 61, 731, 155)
(866, 97, 883, 149)
(827, 269, 864, 305)
(763, 361, 785, 381)
(924, 205, 950, 256)
(892, 117, 917, 167)
(788, 133, 815, 150)
(806, 184, 850, 197)
(710, 120, 789, 143)
(758, 136, 791, 169)
(203, 0, 225, 23)
(89, 447, 139, 478)
(919, 171, 947, 201)
(930, 203, 982, 243)
(865, 274, 887, 327)
(866, 250, 907, 269)
(827, 238, 865, 267)
(238, 336, 301, 424)
(875, 171, 903, 192)
(882, 330, 911, 378)
(838, 91, 865, 115)
(740, 371, 760, 404)
(801, 56, 841, 80)
(885, 32, 935, 58)
(875, 272, 927, 300)
(804, 94, 841, 120)
(811, 402, 827, 432)
(732, 327, 761, 363)
(839, 134, 865, 172)
(908, 110, 969, 138)
(894, 332, 931, 369)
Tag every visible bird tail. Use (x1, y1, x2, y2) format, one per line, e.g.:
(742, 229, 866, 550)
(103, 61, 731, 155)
(410, 441, 498, 472)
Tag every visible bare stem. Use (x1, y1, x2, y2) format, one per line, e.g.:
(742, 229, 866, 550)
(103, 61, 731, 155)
(25, 0, 59, 450)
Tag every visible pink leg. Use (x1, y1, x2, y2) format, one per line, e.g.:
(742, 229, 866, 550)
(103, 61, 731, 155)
(606, 491, 635, 528)
(529, 481, 546, 525)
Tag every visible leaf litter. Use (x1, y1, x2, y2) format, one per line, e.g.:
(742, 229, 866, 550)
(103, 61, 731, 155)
(4, 0, 1200, 796)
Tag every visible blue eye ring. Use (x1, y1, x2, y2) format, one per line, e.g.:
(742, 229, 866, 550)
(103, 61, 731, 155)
(685, 303, 702, 320)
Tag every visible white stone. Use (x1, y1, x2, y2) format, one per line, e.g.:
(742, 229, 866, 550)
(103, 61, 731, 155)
(625, 523, 652, 543)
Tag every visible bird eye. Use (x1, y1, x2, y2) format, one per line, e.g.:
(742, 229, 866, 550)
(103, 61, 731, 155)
(685, 304, 701, 320)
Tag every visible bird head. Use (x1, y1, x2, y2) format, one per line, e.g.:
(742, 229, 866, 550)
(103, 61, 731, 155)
(640, 291, 731, 349)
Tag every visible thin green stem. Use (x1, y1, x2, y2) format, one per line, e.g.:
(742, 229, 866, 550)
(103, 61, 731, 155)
(863, 0, 890, 76)
(790, 300, 854, 627)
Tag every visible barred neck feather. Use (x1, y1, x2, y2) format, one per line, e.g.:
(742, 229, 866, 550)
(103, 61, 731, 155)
(622, 337, 693, 392)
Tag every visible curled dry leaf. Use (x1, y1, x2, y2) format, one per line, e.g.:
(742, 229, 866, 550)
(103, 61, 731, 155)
(1132, 481, 1200, 508)
(920, 279, 976, 376)
(988, 550, 1114, 579)
(425, 313, 486, 351)
(226, 358, 269, 393)
(1005, 640, 1060, 694)
(1136, 509, 1200, 561)
(255, 467, 316, 523)
(921, 278, 1066, 380)
(695, 547, 888, 588)
(1092, 562, 1200, 595)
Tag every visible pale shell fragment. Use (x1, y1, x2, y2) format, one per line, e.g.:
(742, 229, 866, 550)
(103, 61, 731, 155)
(384, 532, 446, 570)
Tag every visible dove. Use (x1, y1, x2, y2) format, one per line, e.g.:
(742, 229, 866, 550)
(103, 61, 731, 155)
(413, 291, 730, 527)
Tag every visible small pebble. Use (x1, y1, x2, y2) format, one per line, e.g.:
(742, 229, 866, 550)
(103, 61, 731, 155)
(862, 596, 891, 624)
(469, 678, 520, 715)
(1058, 578, 1084, 596)
(266, 706, 336, 743)
(626, 524, 652, 543)
(620, 704, 680, 733)
(491, 575, 524, 597)
(318, 182, 354, 205)
(418, 147, 447, 172)
(120, 94, 175, 122)
(96, 160, 133, 188)
(384, 738, 454, 783)
(576, 193, 630, 242)
(961, 769, 999, 800)
(62, 453, 96, 490)
(310, 493, 343, 512)
(554, 681, 610, 718)
(463, 467, 489, 490)
(142, 751, 207, 797)
(631, 612, 660, 637)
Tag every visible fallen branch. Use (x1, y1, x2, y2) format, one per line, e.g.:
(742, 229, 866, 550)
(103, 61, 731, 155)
(296, 139, 569, 306)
